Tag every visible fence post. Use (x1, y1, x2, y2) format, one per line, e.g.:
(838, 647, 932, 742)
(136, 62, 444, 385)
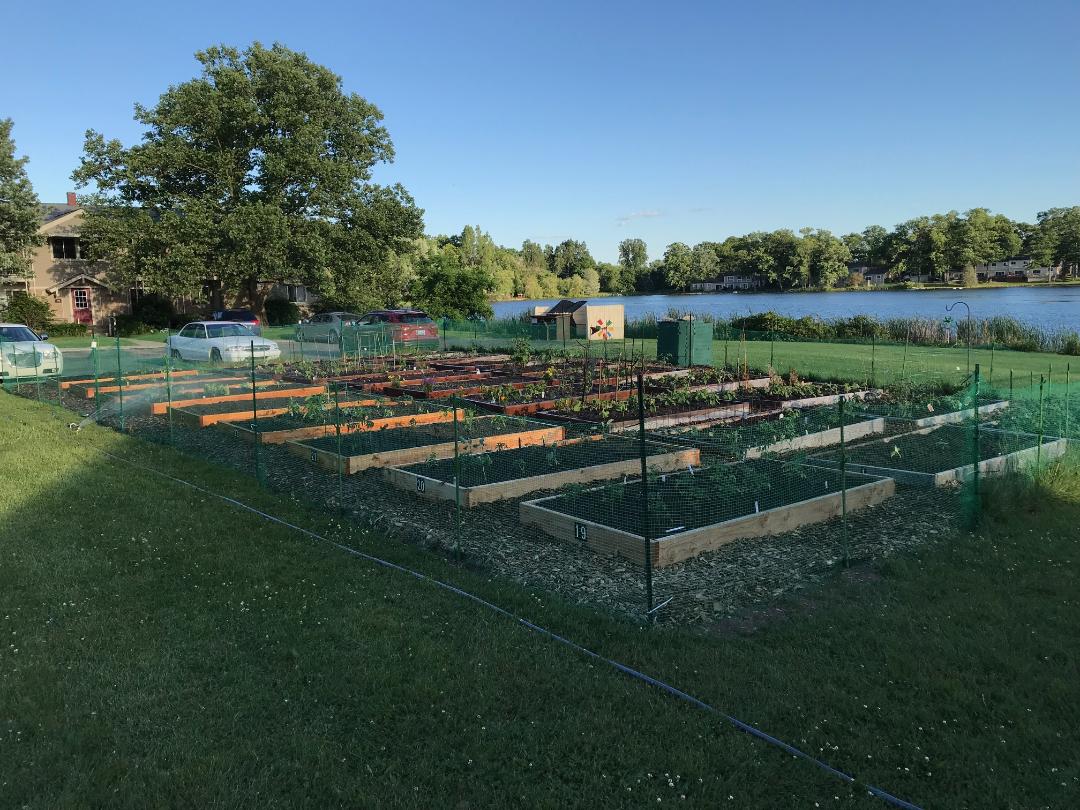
(970, 364, 981, 529)
(1065, 363, 1071, 440)
(637, 371, 654, 620)
(452, 396, 461, 556)
(334, 384, 344, 512)
(1009, 369, 1013, 401)
(31, 344, 41, 400)
(250, 341, 263, 485)
(769, 331, 774, 370)
(115, 332, 125, 432)
(870, 333, 876, 388)
(839, 395, 849, 567)
(164, 334, 175, 447)
(988, 343, 995, 389)
(92, 337, 101, 423)
(1036, 375, 1045, 476)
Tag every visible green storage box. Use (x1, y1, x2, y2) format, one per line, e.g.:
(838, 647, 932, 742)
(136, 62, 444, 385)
(656, 318, 713, 367)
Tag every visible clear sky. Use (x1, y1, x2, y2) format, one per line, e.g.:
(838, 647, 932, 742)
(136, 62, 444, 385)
(4, 0, 1078, 262)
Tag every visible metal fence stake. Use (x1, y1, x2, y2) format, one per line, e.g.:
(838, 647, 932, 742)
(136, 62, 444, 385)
(839, 395, 849, 567)
(637, 371, 654, 620)
(115, 332, 125, 432)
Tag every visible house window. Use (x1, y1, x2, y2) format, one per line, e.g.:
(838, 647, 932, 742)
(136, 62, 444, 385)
(287, 284, 308, 303)
(73, 288, 90, 309)
(50, 237, 88, 260)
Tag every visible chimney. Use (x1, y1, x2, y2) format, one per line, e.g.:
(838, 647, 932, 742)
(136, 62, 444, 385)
(66, 191, 77, 206)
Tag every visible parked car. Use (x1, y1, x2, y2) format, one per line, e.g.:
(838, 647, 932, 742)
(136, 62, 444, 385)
(0, 323, 64, 379)
(295, 311, 363, 343)
(211, 308, 262, 335)
(355, 310, 440, 345)
(167, 321, 281, 363)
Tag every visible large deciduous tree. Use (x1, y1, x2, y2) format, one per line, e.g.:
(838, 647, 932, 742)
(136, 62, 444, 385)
(0, 119, 42, 279)
(661, 242, 693, 290)
(73, 43, 424, 316)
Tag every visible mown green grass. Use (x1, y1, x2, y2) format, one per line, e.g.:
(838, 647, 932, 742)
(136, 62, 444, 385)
(443, 331, 1075, 390)
(2, 394, 1079, 807)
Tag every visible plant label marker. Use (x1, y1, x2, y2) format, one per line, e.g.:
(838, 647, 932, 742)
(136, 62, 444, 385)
(574, 522, 588, 542)
(754, 500, 760, 513)
(416, 478, 426, 493)
(310, 450, 317, 462)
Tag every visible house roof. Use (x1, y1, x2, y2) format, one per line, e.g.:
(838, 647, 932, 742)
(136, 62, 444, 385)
(544, 299, 587, 315)
(45, 273, 109, 293)
(40, 203, 80, 224)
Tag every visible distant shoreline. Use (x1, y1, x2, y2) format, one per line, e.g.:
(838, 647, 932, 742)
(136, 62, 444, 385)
(489, 279, 1080, 303)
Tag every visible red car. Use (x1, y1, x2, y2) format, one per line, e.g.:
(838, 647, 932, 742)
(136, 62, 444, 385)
(357, 310, 440, 345)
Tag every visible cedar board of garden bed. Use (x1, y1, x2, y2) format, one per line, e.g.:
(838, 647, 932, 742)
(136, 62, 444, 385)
(168, 394, 398, 428)
(806, 428, 1068, 487)
(291, 423, 566, 474)
(382, 377, 534, 400)
(60, 368, 201, 390)
(743, 416, 887, 458)
(537, 402, 753, 431)
(519, 474, 896, 568)
(214, 405, 451, 443)
(85, 375, 283, 401)
(460, 381, 640, 416)
(150, 384, 327, 415)
(383, 446, 701, 507)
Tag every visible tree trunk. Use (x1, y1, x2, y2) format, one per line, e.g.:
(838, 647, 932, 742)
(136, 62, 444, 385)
(245, 275, 269, 322)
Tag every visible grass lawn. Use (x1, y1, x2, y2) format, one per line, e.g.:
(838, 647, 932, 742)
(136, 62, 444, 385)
(442, 332, 1076, 390)
(2, 393, 1079, 807)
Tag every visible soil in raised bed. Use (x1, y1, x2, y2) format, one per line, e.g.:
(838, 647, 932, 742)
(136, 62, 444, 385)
(819, 424, 1040, 473)
(664, 405, 872, 458)
(400, 435, 684, 488)
(543, 458, 881, 535)
(296, 414, 539, 456)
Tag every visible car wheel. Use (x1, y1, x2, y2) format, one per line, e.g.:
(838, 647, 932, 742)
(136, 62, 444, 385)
(210, 348, 222, 363)
(171, 349, 182, 360)
(296, 330, 304, 342)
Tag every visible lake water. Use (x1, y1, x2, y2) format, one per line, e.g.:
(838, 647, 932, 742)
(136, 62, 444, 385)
(492, 286, 1080, 333)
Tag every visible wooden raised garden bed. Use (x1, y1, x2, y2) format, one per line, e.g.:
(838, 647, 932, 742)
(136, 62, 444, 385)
(60, 368, 201, 390)
(808, 424, 1067, 487)
(519, 460, 896, 567)
(221, 408, 462, 447)
(150, 384, 327, 415)
(289, 419, 567, 474)
(169, 393, 395, 428)
(383, 440, 701, 507)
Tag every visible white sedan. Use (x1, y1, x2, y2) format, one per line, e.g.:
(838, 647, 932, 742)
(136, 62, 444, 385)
(167, 321, 281, 363)
(0, 323, 64, 379)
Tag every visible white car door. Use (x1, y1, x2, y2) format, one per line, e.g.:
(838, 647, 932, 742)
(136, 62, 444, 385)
(191, 324, 212, 360)
(172, 325, 195, 359)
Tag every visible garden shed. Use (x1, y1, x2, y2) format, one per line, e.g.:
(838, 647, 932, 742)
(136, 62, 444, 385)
(531, 300, 625, 342)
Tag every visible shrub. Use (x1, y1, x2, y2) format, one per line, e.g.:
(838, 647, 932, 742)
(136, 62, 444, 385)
(113, 314, 152, 337)
(1, 292, 53, 331)
(44, 322, 90, 337)
(131, 293, 175, 329)
(265, 297, 301, 326)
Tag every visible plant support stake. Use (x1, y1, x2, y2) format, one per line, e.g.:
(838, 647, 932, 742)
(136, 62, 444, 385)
(115, 332, 125, 432)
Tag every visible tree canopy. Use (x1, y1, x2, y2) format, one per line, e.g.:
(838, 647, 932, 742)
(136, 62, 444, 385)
(72, 42, 423, 316)
(0, 119, 42, 279)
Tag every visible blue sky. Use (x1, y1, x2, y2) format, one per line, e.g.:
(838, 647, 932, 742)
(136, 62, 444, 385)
(4, 0, 1078, 262)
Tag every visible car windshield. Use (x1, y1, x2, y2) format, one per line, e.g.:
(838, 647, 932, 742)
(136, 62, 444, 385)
(0, 326, 41, 342)
(401, 314, 433, 324)
(206, 323, 255, 338)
